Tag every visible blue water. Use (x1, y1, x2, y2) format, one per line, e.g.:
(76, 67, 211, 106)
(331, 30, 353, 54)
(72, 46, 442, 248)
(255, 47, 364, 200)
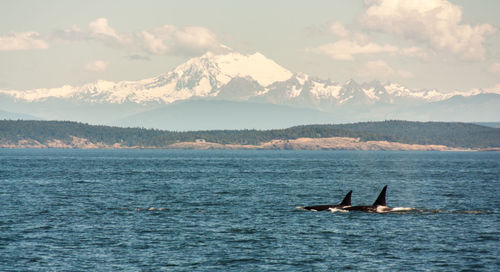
(0, 149, 498, 271)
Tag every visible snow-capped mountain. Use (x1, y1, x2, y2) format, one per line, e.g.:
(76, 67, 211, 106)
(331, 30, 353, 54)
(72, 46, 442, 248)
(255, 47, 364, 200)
(0, 51, 491, 106)
(0, 50, 498, 129)
(0, 51, 292, 104)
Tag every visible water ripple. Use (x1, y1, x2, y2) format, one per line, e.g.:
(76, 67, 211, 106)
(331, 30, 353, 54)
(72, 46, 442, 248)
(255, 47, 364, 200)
(0, 149, 498, 271)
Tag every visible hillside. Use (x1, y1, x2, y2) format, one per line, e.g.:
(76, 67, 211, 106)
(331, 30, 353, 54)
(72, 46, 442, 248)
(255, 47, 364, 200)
(0, 120, 499, 150)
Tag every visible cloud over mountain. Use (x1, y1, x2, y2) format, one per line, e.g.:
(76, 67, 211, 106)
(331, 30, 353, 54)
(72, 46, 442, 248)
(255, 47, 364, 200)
(0, 31, 49, 51)
(85, 60, 109, 72)
(139, 25, 226, 56)
(361, 0, 497, 61)
(49, 18, 227, 57)
(313, 40, 399, 61)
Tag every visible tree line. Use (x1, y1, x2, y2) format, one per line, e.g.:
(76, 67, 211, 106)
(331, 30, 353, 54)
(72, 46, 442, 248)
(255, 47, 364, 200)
(0, 120, 499, 148)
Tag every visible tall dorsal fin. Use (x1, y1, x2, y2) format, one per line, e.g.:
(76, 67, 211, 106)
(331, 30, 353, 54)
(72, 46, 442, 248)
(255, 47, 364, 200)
(372, 185, 387, 206)
(339, 190, 352, 206)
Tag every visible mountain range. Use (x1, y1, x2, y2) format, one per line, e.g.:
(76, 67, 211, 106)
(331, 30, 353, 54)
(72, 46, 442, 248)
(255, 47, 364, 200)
(1, 51, 498, 130)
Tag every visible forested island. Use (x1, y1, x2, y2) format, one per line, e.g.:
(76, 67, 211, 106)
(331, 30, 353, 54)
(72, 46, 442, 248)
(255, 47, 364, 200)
(0, 120, 499, 151)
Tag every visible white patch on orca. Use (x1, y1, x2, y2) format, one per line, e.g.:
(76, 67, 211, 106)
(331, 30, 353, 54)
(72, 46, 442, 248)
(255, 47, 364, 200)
(391, 207, 415, 212)
(328, 207, 349, 213)
(376, 206, 392, 213)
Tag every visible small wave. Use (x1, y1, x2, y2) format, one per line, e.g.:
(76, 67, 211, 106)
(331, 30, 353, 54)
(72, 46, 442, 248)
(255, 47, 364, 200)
(135, 207, 168, 211)
(451, 210, 485, 214)
(416, 209, 488, 214)
(295, 206, 307, 211)
(385, 208, 487, 214)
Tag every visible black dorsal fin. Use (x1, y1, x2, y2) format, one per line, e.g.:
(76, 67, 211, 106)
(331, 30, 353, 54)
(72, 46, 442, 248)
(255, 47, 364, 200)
(339, 190, 352, 206)
(372, 185, 387, 206)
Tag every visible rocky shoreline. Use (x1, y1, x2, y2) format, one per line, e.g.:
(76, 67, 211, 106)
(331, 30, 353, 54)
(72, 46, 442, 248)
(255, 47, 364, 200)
(0, 136, 481, 151)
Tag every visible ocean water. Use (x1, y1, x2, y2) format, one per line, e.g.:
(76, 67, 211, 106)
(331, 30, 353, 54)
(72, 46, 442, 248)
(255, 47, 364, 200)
(0, 149, 498, 271)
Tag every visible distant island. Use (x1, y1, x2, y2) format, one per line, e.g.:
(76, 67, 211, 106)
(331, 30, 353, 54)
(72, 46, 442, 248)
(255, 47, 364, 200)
(0, 120, 499, 151)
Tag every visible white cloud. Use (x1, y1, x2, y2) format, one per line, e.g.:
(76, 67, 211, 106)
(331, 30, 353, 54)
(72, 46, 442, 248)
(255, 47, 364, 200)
(356, 60, 413, 79)
(312, 21, 429, 61)
(51, 25, 84, 41)
(140, 30, 169, 54)
(361, 0, 496, 61)
(0, 31, 48, 51)
(52, 18, 226, 56)
(330, 22, 371, 43)
(313, 40, 426, 61)
(329, 22, 350, 38)
(85, 60, 109, 72)
(88, 18, 128, 44)
(488, 63, 500, 76)
(399, 47, 429, 59)
(140, 25, 225, 56)
(314, 40, 398, 60)
(175, 26, 219, 49)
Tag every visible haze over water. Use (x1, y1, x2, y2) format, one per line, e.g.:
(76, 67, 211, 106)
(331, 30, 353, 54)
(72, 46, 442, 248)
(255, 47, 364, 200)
(1, 149, 498, 271)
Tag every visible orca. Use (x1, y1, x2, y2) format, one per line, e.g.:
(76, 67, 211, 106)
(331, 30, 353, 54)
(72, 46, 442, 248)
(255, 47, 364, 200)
(303, 190, 352, 211)
(341, 185, 394, 213)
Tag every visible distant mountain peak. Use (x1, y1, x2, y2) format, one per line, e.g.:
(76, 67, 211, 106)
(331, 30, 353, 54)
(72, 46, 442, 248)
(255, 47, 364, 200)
(200, 51, 293, 86)
(344, 79, 358, 86)
(0, 50, 496, 110)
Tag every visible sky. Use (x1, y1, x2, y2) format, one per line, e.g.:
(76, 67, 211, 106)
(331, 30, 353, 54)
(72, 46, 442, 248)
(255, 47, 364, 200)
(1, 0, 500, 93)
